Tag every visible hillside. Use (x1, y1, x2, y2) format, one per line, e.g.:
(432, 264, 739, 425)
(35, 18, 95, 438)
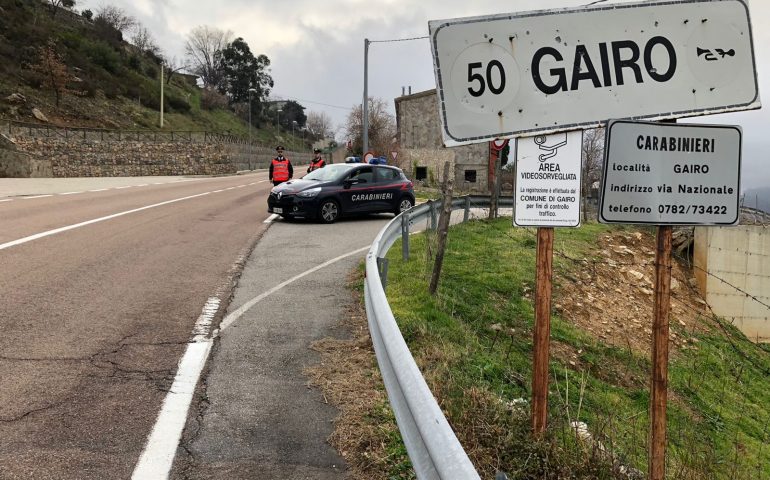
(0, 0, 299, 149)
(307, 219, 770, 479)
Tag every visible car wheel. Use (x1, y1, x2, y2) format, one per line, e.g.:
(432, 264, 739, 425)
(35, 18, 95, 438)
(395, 197, 414, 215)
(318, 200, 340, 223)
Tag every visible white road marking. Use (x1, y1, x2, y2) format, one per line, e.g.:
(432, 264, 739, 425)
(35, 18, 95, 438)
(23, 195, 53, 199)
(59, 191, 82, 195)
(0, 199, 13, 203)
(116, 186, 133, 189)
(218, 245, 370, 332)
(132, 297, 220, 479)
(132, 245, 371, 479)
(0, 191, 211, 251)
(0, 182, 266, 251)
(89, 189, 109, 192)
(263, 214, 279, 223)
(136, 184, 149, 187)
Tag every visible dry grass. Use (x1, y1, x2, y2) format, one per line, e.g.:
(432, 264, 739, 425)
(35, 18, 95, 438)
(304, 269, 410, 479)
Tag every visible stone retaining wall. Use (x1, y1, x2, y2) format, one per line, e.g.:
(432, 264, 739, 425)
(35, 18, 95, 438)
(0, 123, 314, 177)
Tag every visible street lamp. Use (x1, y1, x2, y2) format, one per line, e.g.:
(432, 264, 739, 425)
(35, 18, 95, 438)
(277, 109, 282, 130)
(292, 120, 297, 138)
(247, 88, 258, 170)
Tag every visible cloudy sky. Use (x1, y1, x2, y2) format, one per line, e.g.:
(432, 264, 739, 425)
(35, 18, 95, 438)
(78, 0, 769, 191)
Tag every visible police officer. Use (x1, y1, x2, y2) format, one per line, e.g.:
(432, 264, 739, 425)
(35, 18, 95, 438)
(269, 145, 293, 186)
(307, 148, 326, 173)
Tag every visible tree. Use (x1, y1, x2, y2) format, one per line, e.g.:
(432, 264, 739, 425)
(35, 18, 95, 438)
(306, 111, 334, 139)
(217, 37, 273, 122)
(581, 127, 605, 221)
(130, 26, 158, 55)
(162, 56, 189, 85)
(47, 0, 75, 18)
(31, 41, 73, 107)
(94, 5, 136, 34)
(184, 26, 232, 89)
(277, 100, 306, 130)
(344, 97, 396, 155)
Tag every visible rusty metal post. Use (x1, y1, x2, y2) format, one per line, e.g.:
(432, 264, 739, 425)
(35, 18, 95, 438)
(532, 226, 554, 435)
(649, 225, 672, 480)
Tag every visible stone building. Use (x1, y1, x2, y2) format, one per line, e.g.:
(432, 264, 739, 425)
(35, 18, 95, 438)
(394, 89, 511, 194)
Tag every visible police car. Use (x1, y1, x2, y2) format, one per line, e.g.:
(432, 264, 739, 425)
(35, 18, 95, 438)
(267, 163, 415, 223)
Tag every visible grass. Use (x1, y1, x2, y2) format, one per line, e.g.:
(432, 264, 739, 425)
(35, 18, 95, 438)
(378, 216, 770, 479)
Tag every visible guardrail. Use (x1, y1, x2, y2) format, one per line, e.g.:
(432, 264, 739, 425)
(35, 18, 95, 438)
(364, 195, 513, 480)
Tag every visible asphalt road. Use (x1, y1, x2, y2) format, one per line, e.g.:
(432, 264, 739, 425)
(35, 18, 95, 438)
(0, 173, 273, 479)
(1, 172, 400, 480)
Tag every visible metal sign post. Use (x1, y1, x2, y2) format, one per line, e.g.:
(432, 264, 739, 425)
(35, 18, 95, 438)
(532, 226, 553, 436)
(650, 224, 672, 480)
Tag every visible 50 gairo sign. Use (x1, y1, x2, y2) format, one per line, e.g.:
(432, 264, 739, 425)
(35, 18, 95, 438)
(430, 0, 759, 146)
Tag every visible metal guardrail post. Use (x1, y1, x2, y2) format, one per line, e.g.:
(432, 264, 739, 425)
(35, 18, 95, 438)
(377, 257, 389, 289)
(430, 200, 437, 230)
(464, 196, 471, 222)
(401, 212, 410, 261)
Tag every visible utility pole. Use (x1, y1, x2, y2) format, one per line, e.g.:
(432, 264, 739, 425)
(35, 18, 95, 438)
(362, 38, 369, 156)
(247, 88, 257, 171)
(160, 63, 164, 128)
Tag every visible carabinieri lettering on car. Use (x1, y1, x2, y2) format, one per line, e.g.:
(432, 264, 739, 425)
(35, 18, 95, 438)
(351, 193, 394, 202)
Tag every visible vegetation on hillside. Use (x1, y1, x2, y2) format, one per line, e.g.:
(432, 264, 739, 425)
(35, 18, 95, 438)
(0, 0, 324, 151)
(311, 216, 770, 479)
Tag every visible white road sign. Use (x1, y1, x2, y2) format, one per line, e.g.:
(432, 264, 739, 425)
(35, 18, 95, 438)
(429, 0, 759, 146)
(599, 120, 742, 225)
(514, 131, 583, 227)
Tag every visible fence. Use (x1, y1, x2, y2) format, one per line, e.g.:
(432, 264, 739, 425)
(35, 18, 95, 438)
(365, 195, 513, 479)
(3, 120, 263, 146)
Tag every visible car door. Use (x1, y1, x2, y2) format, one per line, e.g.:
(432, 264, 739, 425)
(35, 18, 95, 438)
(339, 166, 376, 214)
(372, 166, 403, 213)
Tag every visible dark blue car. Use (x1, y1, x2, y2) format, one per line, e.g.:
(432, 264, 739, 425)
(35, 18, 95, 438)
(267, 163, 415, 223)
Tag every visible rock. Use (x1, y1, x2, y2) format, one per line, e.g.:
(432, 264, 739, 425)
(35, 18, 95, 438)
(640, 287, 654, 295)
(6, 93, 26, 104)
(671, 278, 680, 291)
(31, 108, 49, 122)
(627, 270, 645, 282)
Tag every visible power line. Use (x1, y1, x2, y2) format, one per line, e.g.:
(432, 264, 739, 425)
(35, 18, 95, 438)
(369, 35, 429, 44)
(269, 95, 352, 110)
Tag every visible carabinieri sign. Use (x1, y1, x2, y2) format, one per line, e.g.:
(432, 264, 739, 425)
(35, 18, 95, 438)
(429, 0, 759, 146)
(599, 120, 742, 225)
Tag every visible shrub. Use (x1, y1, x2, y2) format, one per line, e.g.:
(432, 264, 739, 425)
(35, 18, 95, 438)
(200, 88, 228, 110)
(82, 39, 121, 74)
(81, 9, 93, 21)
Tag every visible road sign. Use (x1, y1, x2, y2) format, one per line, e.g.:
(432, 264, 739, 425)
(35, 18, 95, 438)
(599, 120, 742, 225)
(390, 151, 399, 161)
(363, 151, 375, 163)
(514, 131, 583, 227)
(429, 0, 759, 146)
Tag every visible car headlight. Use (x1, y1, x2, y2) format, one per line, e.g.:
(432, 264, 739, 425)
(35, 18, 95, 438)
(298, 187, 322, 198)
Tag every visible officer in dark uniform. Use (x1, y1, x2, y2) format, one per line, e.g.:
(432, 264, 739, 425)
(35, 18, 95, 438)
(307, 148, 326, 173)
(269, 145, 293, 186)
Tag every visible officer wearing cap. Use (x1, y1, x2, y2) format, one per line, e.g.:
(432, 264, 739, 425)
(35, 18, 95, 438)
(307, 148, 326, 173)
(270, 145, 293, 186)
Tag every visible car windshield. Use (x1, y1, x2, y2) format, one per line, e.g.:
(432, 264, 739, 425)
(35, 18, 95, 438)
(303, 163, 356, 181)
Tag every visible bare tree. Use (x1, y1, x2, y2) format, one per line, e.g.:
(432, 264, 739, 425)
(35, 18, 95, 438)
(94, 5, 136, 33)
(184, 25, 232, 89)
(306, 111, 334, 139)
(581, 127, 605, 222)
(130, 26, 158, 54)
(31, 41, 73, 107)
(162, 56, 189, 85)
(344, 97, 396, 155)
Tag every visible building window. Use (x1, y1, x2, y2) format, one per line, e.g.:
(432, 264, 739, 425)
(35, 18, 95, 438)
(415, 166, 427, 181)
(464, 170, 477, 183)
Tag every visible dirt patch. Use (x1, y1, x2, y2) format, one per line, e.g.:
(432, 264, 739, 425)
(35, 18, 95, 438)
(303, 270, 404, 480)
(554, 230, 711, 357)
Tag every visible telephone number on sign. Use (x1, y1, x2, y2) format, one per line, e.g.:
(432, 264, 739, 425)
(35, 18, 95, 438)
(658, 204, 728, 215)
